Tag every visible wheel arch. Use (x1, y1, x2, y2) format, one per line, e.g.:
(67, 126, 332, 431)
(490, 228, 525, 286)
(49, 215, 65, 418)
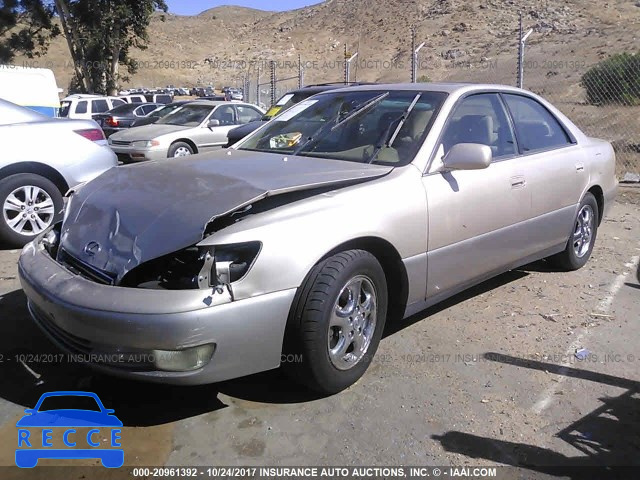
(586, 185, 604, 226)
(170, 138, 198, 154)
(319, 236, 410, 323)
(0, 162, 69, 195)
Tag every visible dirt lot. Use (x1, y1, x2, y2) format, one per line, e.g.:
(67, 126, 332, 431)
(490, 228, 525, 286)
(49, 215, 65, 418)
(0, 188, 638, 478)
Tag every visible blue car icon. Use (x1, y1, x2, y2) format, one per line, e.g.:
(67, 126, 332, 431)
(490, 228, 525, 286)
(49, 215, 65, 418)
(16, 391, 123, 468)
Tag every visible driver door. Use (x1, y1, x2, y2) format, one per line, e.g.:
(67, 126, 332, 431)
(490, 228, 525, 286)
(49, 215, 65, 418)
(194, 105, 239, 151)
(423, 93, 530, 299)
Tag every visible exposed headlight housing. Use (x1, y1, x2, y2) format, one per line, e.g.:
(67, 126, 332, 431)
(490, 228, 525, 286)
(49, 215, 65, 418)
(153, 344, 215, 371)
(120, 242, 261, 291)
(41, 222, 62, 258)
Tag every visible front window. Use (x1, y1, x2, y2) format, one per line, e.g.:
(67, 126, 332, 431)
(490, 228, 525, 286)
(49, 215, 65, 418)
(238, 90, 446, 166)
(156, 104, 214, 126)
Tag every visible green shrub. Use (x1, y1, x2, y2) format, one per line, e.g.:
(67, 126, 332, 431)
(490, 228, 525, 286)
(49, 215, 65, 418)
(581, 52, 640, 105)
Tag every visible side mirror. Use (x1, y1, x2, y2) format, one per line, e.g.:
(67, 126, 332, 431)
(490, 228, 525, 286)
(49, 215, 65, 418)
(207, 119, 220, 128)
(442, 143, 492, 171)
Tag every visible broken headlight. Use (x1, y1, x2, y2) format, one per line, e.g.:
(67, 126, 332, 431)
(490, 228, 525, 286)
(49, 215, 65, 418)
(120, 241, 261, 290)
(209, 242, 262, 287)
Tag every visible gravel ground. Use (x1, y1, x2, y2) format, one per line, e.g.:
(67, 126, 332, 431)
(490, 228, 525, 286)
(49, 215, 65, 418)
(0, 188, 638, 479)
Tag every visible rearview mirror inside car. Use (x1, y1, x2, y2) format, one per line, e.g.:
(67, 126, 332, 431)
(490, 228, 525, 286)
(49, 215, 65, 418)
(442, 143, 492, 171)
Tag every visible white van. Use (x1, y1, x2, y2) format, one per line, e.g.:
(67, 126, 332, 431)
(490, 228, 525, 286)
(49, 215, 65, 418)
(60, 94, 127, 119)
(0, 65, 61, 117)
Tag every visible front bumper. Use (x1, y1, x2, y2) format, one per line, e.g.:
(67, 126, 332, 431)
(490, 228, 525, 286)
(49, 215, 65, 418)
(109, 144, 167, 163)
(18, 241, 297, 385)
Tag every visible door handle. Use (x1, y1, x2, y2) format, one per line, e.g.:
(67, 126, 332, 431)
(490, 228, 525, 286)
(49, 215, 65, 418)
(576, 164, 585, 172)
(510, 176, 526, 189)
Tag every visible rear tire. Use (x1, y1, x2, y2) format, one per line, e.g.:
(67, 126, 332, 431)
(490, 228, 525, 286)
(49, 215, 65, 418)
(283, 250, 388, 395)
(547, 192, 598, 271)
(0, 174, 63, 247)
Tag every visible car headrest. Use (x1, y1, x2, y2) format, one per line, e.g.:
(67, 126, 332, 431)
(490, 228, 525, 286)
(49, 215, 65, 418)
(457, 115, 494, 146)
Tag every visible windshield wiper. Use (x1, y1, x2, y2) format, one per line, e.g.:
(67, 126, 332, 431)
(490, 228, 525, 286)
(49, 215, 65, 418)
(364, 93, 422, 164)
(292, 92, 389, 156)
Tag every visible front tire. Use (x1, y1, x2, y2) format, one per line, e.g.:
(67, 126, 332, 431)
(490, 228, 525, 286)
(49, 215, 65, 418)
(0, 174, 63, 247)
(548, 192, 599, 271)
(168, 141, 194, 158)
(283, 250, 388, 394)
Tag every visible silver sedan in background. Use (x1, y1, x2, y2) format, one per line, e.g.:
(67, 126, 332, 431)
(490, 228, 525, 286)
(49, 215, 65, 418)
(0, 99, 116, 246)
(108, 100, 265, 162)
(19, 84, 617, 394)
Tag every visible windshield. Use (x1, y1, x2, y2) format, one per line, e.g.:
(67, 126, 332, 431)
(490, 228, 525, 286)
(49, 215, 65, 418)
(156, 104, 213, 126)
(38, 395, 101, 412)
(264, 91, 319, 119)
(239, 90, 446, 166)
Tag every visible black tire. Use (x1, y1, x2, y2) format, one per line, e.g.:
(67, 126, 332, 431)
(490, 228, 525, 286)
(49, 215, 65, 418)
(168, 141, 194, 158)
(547, 192, 599, 271)
(0, 174, 63, 247)
(283, 250, 388, 394)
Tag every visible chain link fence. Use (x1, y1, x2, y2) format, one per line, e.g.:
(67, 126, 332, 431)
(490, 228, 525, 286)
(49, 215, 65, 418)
(236, 47, 639, 176)
(419, 50, 640, 176)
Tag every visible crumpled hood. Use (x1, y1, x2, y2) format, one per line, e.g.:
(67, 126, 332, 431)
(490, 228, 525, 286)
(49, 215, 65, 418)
(60, 150, 392, 281)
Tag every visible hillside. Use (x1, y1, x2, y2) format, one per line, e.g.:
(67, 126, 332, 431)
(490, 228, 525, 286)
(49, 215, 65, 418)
(8, 0, 640, 171)
(11, 0, 639, 91)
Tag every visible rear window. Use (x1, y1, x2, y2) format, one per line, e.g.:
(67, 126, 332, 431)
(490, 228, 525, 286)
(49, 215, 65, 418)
(130, 96, 143, 103)
(503, 94, 572, 152)
(109, 103, 139, 114)
(155, 94, 172, 104)
(92, 99, 109, 113)
(74, 101, 88, 114)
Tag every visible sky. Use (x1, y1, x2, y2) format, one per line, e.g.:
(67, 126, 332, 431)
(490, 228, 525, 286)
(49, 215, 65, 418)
(164, 0, 323, 15)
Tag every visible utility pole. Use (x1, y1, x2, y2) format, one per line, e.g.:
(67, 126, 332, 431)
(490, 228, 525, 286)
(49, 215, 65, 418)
(256, 65, 261, 107)
(298, 54, 304, 88)
(270, 60, 276, 107)
(411, 27, 425, 83)
(517, 13, 533, 88)
(345, 51, 358, 84)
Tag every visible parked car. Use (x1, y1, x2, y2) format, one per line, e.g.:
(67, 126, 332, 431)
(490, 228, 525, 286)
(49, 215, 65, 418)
(0, 98, 116, 246)
(92, 102, 162, 137)
(18, 83, 617, 394)
(225, 84, 345, 146)
(0, 65, 62, 117)
(201, 95, 227, 101)
(128, 101, 192, 128)
(60, 95, 127, 120)
(108, 100, 264, 162)
(229, 89, 243, 101)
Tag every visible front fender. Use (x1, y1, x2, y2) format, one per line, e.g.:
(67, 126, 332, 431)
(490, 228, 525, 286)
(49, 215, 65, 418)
(199, 167, 428, 300)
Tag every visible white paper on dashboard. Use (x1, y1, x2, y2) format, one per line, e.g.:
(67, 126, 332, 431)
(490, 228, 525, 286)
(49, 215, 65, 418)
(274, 100, 319, 121)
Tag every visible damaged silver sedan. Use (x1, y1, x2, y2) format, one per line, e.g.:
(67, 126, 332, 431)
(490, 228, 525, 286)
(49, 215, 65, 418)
(19, 84, 617, 394)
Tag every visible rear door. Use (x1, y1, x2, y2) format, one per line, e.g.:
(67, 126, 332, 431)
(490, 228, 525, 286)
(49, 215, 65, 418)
(423, 93, 530, 299)
(501, 93, 585, 252)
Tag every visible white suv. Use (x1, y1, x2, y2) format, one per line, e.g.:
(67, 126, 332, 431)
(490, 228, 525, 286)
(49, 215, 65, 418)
(60, 95, 127, 120)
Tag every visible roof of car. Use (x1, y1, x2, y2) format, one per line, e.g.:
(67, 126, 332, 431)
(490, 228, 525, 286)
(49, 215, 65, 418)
(327, 82, 529, 95)
(188, 100, 250, 107)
